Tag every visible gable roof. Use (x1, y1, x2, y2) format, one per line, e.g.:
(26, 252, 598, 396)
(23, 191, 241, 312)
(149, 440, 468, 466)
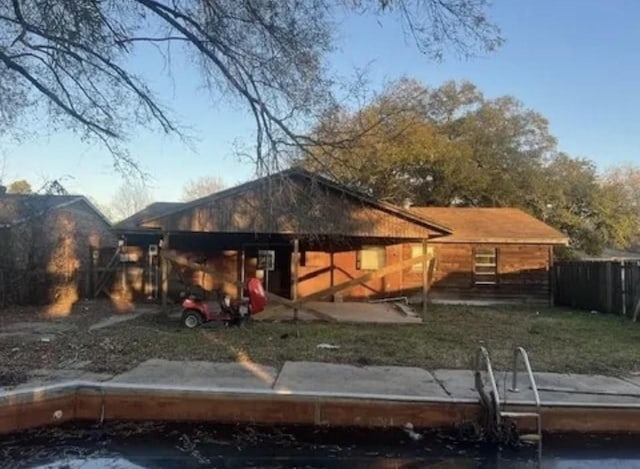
(132, 169, 452, 238)
(115, 202, 185, 230)
(0, 194, 111, 228)
(409, 207, 569, 244)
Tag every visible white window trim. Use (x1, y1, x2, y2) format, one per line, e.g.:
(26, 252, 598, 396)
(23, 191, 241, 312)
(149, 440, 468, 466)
(474, 247, 498, 285)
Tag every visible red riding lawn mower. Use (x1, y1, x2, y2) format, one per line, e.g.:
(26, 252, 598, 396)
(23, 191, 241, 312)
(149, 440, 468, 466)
(180, 277, 267, 329)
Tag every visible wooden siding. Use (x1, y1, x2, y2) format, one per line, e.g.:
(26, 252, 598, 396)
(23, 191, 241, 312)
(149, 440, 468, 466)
(142, 177, 441, 239)
(426, 244, 551, 302)
(117, 239, 553, 303)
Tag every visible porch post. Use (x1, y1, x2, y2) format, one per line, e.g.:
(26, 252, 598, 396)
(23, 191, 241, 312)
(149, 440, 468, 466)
(237, 248, 245, 298)
(161, 233, 170, 310)
(291, 239, 300, 300)
(330, 251, 335, 288)
(291, 239, 300, 332)
(422, 239, 429, 316)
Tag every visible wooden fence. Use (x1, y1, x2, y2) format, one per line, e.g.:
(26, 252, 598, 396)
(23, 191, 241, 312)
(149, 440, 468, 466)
(554, 260, 640, 319)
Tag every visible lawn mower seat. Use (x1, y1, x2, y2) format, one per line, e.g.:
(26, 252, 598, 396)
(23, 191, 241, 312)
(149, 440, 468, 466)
(246, 277, 267, 315)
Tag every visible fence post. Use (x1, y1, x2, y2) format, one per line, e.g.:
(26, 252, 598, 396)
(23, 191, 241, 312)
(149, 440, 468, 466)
(604, 262, 613, 314)
(0, 270, 4, 308)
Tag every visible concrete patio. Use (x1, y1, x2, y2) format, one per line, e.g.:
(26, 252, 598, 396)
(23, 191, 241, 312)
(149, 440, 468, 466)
(255, 301, 422, 324)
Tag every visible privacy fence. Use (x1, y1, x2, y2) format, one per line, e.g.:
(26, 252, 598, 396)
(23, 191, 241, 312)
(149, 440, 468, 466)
(554, 260, 640, 319)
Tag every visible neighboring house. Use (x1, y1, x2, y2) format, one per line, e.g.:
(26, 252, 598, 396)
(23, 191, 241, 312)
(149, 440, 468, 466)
(115, 169, 568, 305)
(0, 187, 116, 309)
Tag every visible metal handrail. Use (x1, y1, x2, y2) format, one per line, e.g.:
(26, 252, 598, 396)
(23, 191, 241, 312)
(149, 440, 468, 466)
(475, 345, 501, 425)
(510, 347, 541, 409)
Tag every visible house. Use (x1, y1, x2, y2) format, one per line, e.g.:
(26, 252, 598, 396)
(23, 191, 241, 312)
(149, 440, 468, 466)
(0, 187, 116, 310)
(408, 207, 567, 303)
(114, 169, 568, 306)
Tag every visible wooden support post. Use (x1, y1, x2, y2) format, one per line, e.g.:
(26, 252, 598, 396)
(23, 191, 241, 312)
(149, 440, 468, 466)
(237, 249, 245, 299)
(422, 239, 429, 317)
(161, 233, 170, 311)
(329, 251, 335, 289)
(292, 239, 300, 336)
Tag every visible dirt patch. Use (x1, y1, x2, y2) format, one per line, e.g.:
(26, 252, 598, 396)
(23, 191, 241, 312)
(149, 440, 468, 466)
(0, 300, 161, 385)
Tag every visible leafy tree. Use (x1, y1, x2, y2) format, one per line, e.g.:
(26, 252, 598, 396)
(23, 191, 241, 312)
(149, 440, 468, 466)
(7, 179, 32, 194)
(181, 176, 226, 202)
(300, 79, 554, 207)
(298, 78, 637, 255)
(0, 1, 501, 171)
(602, 164, 640, 249)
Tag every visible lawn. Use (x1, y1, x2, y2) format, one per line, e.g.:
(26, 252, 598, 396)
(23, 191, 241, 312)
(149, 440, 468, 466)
(2, 303, 640, 381)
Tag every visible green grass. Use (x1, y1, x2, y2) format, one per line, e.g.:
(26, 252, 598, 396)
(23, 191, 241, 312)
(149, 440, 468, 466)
(77, 304, 640, 376)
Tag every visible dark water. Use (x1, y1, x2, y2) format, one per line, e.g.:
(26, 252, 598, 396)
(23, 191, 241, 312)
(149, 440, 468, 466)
(1, 422, 639, 469)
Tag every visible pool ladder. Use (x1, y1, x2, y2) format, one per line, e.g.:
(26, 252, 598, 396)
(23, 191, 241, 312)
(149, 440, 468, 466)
(475, 346, 542, 447)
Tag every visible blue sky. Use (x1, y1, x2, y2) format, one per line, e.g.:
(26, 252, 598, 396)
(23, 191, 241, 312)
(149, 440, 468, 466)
(1, 0, 639, 206)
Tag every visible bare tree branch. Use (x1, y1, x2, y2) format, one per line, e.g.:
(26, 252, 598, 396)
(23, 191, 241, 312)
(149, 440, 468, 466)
(0, 0, 501, 173)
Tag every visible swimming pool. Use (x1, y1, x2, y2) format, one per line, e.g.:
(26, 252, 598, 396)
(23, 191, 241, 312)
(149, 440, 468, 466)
(2, 421, 640, 469)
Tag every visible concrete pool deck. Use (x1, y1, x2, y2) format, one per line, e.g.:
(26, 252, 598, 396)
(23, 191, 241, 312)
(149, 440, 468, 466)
(4, 359, 640, 435)
(5, 359, 640, 406)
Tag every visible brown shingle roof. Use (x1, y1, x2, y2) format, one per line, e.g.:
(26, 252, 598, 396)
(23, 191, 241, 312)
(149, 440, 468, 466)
(137, 170, 453, 238)
(115, 202, 185, 229)
(409, 207, 568, 244)
(0, 194, 111, 228)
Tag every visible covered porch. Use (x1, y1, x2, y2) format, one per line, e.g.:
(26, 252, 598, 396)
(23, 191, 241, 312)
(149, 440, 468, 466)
(153, 230, 435, 320)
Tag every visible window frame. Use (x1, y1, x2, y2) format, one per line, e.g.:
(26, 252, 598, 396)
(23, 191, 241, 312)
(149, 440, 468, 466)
(473, 246, 498, 285)
(410, 244, 435, 272)
(356, 245, 387, 271)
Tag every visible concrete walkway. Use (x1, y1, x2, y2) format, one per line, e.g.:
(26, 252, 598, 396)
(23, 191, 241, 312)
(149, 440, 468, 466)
(256, 301, 422, 323)
(6, 359, 640, 406)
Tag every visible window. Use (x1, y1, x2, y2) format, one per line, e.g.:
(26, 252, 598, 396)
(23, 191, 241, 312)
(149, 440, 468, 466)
(474, 247, 498, 285)
(410, 245, 435, 272)
(357, 246, 386, 270)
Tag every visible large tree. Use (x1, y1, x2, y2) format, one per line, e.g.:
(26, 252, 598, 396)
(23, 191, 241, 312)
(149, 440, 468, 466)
(300, 79, 554, 206)
(0, 1, 501, 172)
(297, 78, 638, 255)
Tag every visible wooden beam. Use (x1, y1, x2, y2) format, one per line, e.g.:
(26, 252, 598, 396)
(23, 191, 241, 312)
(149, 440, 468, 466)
(285, 249, 433, 308)
(93, 246, 120, 297)
(237, 249, 244, 299)
(422, 239, 429, 316)
(160, 233, 170, 310)
(330, 251, 335, 288)
(633, 298, 640, 323)
(291, 239, 300, 301)
(292, 238, 300, 335)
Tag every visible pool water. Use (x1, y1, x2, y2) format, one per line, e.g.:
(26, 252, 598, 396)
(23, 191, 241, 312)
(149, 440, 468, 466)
(1, 422, 639, 468)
